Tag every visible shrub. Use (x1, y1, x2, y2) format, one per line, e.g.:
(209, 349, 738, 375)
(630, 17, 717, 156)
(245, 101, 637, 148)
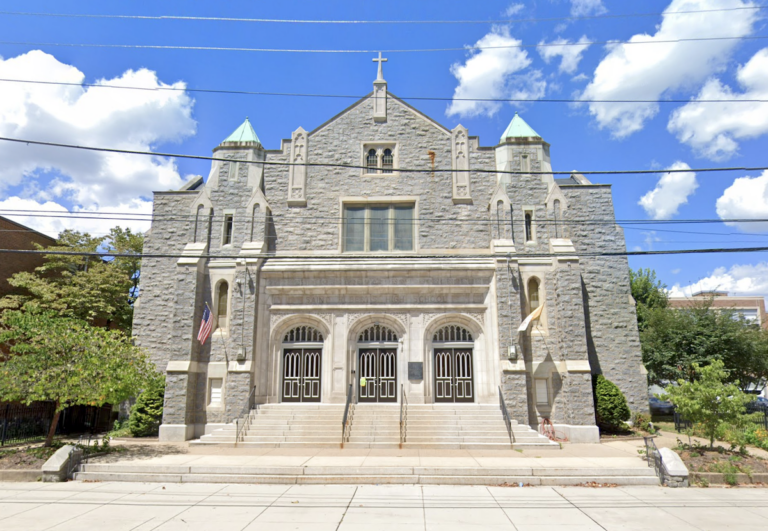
(129, 376, 165, 437)
(632, 411, 655, 434)
(593, 374, 631, 430)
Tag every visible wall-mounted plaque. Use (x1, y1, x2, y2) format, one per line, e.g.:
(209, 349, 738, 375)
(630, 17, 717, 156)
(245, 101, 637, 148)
(408, 362, 423, 381)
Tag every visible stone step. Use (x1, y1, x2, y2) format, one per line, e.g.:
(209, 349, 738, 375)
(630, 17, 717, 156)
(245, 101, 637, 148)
(73, 470, 659, 486)
(81, 463, 656, 477)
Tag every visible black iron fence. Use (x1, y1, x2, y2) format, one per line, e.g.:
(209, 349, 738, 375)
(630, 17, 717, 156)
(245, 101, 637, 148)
(674, 404, 768, 433)
(0, 402, 56, 446)
(0, 402, 113, 447)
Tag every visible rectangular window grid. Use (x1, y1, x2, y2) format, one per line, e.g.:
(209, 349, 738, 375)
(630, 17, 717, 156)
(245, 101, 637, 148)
(343, 204, 414, 252)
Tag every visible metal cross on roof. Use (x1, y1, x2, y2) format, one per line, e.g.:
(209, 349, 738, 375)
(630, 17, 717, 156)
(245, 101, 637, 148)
(373, 52, 387, 81)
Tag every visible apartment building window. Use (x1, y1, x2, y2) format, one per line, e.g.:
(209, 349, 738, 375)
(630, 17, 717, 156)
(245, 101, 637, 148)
(344, 204, 414, 252)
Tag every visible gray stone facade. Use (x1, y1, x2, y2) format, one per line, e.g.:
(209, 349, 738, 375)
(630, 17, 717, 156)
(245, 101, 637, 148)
(132, 72, 647, 442)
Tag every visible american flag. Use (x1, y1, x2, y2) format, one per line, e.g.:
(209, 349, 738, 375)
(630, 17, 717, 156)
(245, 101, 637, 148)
(197, 305, 213, 345)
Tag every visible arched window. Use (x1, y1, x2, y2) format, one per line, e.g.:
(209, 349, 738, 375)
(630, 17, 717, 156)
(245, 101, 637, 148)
(496, 200, 504, 239)
(283, 325, 324, 343)
(366, 149, 378, 173)
(250, 204, 260, 241)
(553, 199, 561, 238)
(528, 277, 540, 314)
(381, 148, 394, 174)
(524, 212, 533, 242)
(433, 325, 473, 342)
(358, 324, 398, 342)
(216, 281, 229, 330)
(194, 204, 205, 243)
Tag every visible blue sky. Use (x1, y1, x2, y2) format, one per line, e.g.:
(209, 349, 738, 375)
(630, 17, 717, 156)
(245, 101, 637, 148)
(1, 0, 768, 297)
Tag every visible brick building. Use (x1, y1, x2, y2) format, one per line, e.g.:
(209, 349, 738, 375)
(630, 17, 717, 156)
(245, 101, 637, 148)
(669, 291, 768, 329)
(134, 62, 647, 444)
(0, 215, 56, 298)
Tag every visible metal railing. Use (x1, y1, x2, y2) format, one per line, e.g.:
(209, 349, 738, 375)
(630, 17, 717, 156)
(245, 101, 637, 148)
(498, 387, 516, 445)
(643, 436, 664, 483)
(235, 386, 258, 446)
(675, 405, 768, 433)
(341, 383, 354, 448)
(400, 384, 408, 448)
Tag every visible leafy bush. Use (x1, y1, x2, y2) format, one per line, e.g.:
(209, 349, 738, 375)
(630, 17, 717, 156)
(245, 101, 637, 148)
(631, 411, 655, 434)
(129, 376, 165, 437)
(593, 375, 631, 430)
(725, 425, 768, 451)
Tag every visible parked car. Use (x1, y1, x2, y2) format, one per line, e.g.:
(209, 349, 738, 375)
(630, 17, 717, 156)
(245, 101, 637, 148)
(748, 397, 768, 412)
(649, 396, 675, 415)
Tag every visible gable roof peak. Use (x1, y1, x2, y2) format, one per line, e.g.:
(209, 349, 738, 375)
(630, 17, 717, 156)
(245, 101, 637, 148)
(500, 112, 541, 142)
(222, 117, 261, 145)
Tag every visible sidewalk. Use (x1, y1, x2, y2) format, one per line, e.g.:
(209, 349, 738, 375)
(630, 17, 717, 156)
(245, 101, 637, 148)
(1, 481, 767, 530)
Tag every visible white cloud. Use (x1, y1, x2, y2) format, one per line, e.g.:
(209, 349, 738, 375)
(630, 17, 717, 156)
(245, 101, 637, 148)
(669, 262, 768, 297)
(715, 170, 768, 232)
(503, 3, 525, 16)
(571, 0, 607, 16)
(447, 26, 546, 118)
(580, 0, 758, 138)
(672, 268, 681, 274)
(668, 47, 768, 159)
(638, 162, 699, 219)
(0, 50, 196, 210)
(539, 36, 591, 74)
(0, 196, 152, 237)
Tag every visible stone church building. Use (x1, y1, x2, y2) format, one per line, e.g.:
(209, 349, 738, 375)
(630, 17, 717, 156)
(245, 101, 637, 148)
(133, 59, 647, 444)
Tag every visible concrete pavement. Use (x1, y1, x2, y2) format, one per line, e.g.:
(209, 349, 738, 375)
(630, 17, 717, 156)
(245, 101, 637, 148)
(2, 481, 767, 530)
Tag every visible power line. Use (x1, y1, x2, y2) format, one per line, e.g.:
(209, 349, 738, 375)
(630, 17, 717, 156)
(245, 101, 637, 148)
(2, 136, 768, 177)
(2, 247, 768, 259)
(4, 207, 768, 227)
(1, 35, 767, 54)
(0, 6, 763, 25)
(2, 77, 766, 105)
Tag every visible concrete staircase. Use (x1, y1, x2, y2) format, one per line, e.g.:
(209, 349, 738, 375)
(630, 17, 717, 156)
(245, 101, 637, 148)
(191, 403, 556, 449)
(74, 462, 659, 486)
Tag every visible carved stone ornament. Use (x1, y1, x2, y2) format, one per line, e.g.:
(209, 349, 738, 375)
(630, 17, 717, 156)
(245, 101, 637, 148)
(451, 125, 472, 204)
(424, 312, 485, 329)
(348, 312, 407, 331)
(288, 127, 308, 206)
(270, 312, 332, 330)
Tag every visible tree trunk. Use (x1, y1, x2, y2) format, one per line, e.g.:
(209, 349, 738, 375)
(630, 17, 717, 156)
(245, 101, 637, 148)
(45, 405, 61, 448)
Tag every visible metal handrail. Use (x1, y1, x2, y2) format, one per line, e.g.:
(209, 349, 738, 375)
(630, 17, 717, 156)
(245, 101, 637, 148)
(498, 386, 516, 445)
(235, 386, 258, 446)
(341, 383, 354, 448)
(643, 436, 664, 483)
(399, 384, 408, 448)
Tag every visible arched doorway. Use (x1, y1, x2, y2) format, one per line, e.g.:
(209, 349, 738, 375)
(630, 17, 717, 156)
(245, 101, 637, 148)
(433, 325, 474, 403)
(281, 325, 324, 403)
(357, 324, 398, 403)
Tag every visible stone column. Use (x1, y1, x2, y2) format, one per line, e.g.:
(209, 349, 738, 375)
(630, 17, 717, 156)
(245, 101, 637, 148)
(552, 256, 596, 427)
(159, 252, 207, 442)
(495, 258, 532, 425)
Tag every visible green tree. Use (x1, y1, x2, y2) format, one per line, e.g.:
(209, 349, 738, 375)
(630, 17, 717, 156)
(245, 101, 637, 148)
(593, 375, 631, 431)
(662, 360, 753, 448)
(0, 227, 143, 332)
(129, 378, 165, 437)
(0, 310, 158, 446)
(641, 295, 768, 389)
(629, 268, 668, 331)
